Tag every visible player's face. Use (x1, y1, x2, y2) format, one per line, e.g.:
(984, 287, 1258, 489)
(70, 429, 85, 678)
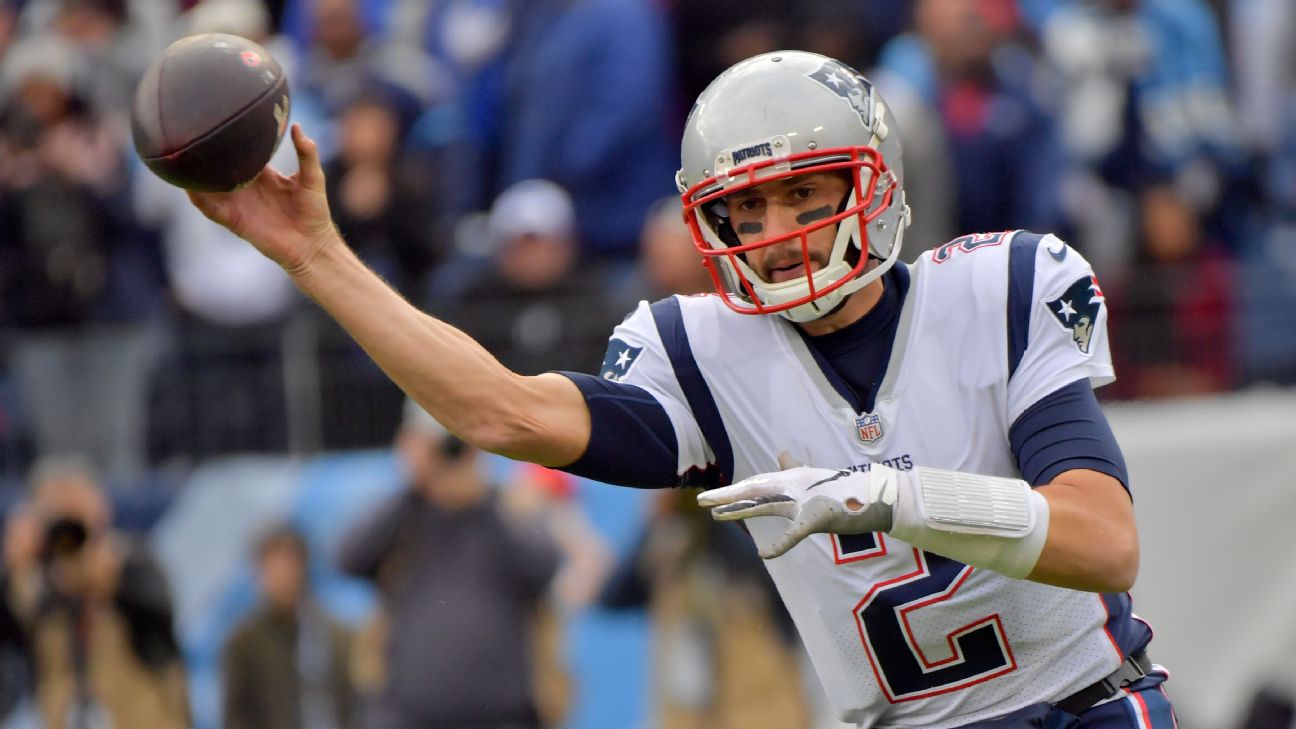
(726, 172, 850, 284)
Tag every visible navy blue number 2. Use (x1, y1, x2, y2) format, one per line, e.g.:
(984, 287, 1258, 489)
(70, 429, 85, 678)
(839, 534, 1017, 702)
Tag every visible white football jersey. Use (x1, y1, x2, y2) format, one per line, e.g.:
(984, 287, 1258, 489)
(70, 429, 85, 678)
(603, 231, 1148, 727)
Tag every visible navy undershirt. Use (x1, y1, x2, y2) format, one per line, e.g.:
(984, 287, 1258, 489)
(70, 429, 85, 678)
(1010, 378, 1129, 489)
(797, 264, 909, 414)
(558, 265, 1129, 490)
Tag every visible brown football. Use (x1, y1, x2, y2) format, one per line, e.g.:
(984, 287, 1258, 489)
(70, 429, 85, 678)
(131, 33, 291, 192)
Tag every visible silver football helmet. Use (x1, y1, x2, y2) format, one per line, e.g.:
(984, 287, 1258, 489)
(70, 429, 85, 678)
(676, 51, 911, 323)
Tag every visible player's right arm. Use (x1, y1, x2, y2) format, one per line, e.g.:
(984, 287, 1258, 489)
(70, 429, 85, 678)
(188, 124, 590, 465)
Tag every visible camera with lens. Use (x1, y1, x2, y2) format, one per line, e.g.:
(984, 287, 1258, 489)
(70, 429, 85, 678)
(40, 517, 90, 564)
(438, 434, 468, 460)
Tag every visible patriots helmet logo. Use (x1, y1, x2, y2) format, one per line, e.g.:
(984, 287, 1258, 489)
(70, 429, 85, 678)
(599, 338, 643, 382)
(1046, 275, 1105, 354)
(805, 61, 875, 130)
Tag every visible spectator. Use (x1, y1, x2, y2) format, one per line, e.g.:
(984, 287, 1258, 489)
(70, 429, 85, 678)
(0, 35, 162, 482)
(672, 0, 789, 116)
(877, 0, 1064, 238)
(313, 88, 447, 452)
(618, 196, 714, 309)
(296, 0, 448, 118)
(1044, 0, 1240, 187)
(323, 92, 448, 304)
(280, 0, 395, 48)
(1230, 0, 1294, 162)
(792, 1, 884, 72)
(869, 39, 958, 254)
(42, 0, 158, 118)
(675, 1, 908, 92)
(1228, 0, 1296, 229)
(7, 0, 171, 122)
(495, 0, 676, 260)
(135, 139, 301, 461)
(223, 524, 355, 729)
(499, 464, 612, 728)
(1107, 183, 1235, 398)
(638, 196, 712, 298)
(337, 399, 560, 729)
(412, 0, 513, 215)
(133, 0, 304, 331)
(439, 179, 626, 376)
(601, 490, 811, 729)
(1040, 0, 1245, 267)
(1229, 0, 1296, 386)
(180, 0, 303, 76)
(0, 456, 188, 729)
(138, 0, 388, 461)
(501, 463, 610, 614)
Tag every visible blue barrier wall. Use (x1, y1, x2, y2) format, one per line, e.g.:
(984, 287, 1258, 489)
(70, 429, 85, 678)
(149, 450, 654, 729)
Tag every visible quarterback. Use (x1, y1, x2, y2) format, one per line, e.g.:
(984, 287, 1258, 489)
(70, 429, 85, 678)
(190, 51, 1174, 728)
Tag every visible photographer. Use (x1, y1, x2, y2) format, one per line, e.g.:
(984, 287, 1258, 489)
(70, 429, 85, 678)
(337, 401, 561, 729)
(1, 456, 189, 729)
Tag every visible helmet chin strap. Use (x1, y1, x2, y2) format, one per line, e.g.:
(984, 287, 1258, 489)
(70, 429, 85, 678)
(776, 187, 864, 323)
(809, 253, 885, 321)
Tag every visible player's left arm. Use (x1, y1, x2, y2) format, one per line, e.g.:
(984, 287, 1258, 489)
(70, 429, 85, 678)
(1005, 233, 1136, 591)
(701, 233, 1139, 592)
(699, 456, 1137, 592)
(1031, 468, 1137, 592)
(699, 452, 1139, 593)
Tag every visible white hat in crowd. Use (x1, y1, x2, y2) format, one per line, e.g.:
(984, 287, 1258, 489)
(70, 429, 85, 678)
(487, 179, 576, 243)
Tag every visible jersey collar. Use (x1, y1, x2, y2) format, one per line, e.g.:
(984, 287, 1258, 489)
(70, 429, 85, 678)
(785, 263, 912, 414)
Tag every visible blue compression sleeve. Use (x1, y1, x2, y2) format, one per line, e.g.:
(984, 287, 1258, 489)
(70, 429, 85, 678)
(1009, 379, 1130, 490)
(554, 372, 680, 488)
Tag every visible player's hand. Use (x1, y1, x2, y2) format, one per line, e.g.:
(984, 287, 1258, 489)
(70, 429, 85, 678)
(186, 124, 336, 273)
(697, 454, 899, 559)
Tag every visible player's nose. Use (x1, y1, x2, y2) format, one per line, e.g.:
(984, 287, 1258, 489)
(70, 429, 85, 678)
(763, 204, 801, 240)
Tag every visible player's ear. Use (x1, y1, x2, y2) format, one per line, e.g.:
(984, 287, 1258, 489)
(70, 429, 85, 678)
(777, 452, 803, 470)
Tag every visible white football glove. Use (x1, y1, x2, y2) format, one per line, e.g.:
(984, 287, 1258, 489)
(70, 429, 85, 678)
(699, 455, 1051, 578)
(696, 454, 899, 559)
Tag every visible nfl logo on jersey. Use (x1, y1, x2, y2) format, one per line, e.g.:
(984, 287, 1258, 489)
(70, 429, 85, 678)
(855, 413, 883, 443)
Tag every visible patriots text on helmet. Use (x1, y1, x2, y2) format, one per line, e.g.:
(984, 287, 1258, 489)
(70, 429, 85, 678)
(731, 142, 774, 166)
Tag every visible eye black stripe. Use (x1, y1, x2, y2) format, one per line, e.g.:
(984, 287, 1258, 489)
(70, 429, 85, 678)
(796, 205, 834, 225)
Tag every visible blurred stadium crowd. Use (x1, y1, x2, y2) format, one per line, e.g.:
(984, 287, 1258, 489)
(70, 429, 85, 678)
(0, 0, 1293, 728)
(1, 0, 1295, 480)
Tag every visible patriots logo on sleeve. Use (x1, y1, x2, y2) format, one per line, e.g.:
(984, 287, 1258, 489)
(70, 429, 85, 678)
(1045, 275, 1105, 354)
(600, 338, 644, 382)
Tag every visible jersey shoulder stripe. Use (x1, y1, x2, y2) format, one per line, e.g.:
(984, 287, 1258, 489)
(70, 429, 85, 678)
(650, 297, 734, 486)
(1007, 231, 1044, 378)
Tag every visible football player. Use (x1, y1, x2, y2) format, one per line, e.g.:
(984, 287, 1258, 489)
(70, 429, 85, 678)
(190, 51, 1174, 728)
